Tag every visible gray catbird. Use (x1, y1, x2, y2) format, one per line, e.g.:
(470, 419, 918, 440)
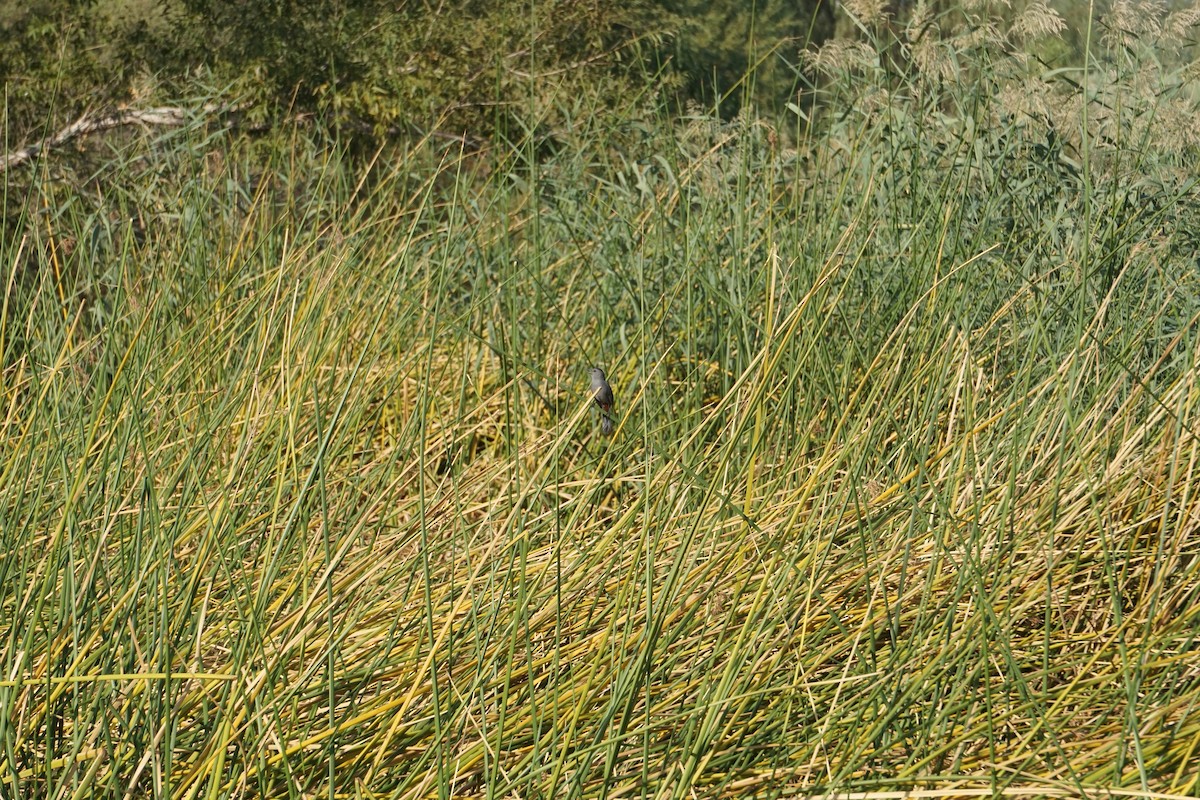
(589, 367, 615, 435)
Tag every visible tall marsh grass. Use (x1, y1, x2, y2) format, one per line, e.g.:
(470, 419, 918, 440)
(3, 1, 1200, 796)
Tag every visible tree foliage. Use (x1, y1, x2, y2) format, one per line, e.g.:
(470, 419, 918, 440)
(1, 0, 832, 150)
(657, 0, 834, 116)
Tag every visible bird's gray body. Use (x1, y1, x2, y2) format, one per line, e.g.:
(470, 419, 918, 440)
(589, 368, 615, 435)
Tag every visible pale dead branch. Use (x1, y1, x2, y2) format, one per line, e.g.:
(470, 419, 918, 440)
(2, 104, 222, 171)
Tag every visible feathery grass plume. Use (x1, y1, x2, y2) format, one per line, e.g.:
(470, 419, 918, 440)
(953, 20, 1005, 52)
(801, 38, 879, 77)
(911, 36, 956, 83)
(1010, 0, 1067, 41)
(1161, 4, 1200, 46)
(857, 85, 893, 115)
(841, 0, 890, 26)
(904, 0, 937, 44)
(1102, 0, 1165, 51)
(901, 0, 955, 85)
(987, 0, 1200, 165)
(995, 79, 1053, 126)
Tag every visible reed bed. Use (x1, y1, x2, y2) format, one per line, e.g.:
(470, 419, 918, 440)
(4, 11, 1200, 795)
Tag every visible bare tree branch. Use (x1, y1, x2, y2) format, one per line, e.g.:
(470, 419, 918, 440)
(2, 105, 222, 171)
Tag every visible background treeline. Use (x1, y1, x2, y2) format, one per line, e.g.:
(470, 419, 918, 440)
(1, 0, 834, 147)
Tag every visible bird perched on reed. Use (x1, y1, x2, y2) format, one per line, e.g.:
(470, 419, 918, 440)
(589, 367, 615, 436)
